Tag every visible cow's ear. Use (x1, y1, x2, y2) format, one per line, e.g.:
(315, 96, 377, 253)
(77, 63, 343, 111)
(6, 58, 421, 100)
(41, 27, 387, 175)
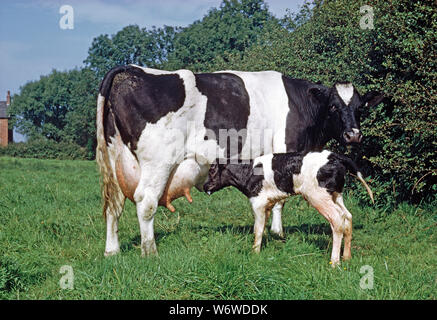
(308, 86, 329, 104)
(363, 91, 384, 108)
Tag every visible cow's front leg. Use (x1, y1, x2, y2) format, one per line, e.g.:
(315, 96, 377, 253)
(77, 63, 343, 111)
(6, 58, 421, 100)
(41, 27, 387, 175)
(270, 200, 286, 239)
(251, 198, 267, 253)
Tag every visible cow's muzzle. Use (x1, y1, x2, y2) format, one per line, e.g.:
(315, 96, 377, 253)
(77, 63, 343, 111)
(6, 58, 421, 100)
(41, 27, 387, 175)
(343, 129, 362, 143)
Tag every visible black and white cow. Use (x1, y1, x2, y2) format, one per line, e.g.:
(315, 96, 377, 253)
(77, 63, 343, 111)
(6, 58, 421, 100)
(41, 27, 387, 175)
(96, 65, 383, 256)
(203, 150, 374, 266)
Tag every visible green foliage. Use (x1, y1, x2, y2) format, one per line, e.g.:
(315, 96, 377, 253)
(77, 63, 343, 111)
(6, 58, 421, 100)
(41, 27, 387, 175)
(0, 138, 89, 160)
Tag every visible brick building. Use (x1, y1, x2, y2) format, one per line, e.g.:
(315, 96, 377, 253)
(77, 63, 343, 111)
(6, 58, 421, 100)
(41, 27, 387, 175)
(0, 91, 13, 147)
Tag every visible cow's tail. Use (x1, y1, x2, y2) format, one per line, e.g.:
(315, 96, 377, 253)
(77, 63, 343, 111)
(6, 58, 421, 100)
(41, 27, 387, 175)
(96, 66, 128, 220)
(336, 154, 374, 204)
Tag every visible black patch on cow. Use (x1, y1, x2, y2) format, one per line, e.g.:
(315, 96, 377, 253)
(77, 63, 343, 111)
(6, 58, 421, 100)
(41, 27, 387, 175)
(195, 73, 250, 159)
(282, 76, 331, 153)
(271, 152, 304, 194)
(102, 66, 186, 150)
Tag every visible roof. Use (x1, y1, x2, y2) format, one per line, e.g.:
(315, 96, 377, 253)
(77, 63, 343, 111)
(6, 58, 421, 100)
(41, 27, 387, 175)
(0, 101, 8, 118)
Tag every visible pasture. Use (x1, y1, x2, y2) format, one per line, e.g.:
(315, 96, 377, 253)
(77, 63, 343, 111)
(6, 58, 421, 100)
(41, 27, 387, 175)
(0, 156, 435, 299)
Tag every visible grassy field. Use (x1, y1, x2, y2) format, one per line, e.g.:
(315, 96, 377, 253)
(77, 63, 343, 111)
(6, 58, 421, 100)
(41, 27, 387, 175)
(0, 156, 435, 300)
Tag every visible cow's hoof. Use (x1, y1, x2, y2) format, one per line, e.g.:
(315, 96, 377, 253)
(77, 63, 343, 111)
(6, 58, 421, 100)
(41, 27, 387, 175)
(104, 250, 120, 257)
(140, 240, 158, 257)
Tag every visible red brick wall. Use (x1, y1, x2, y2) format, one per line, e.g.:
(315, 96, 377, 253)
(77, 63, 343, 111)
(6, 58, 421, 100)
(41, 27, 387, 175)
(0, 118, 8, 147)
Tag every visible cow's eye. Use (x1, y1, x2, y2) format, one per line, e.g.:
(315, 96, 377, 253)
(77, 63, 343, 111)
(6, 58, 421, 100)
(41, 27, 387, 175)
(330, 105, 337, 112)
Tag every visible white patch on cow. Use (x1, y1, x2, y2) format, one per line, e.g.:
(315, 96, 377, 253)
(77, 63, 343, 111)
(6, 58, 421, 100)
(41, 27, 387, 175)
(293, 150, 331, 196)
(217, 70, 290, 158)
(335, 83, 354, 105)
(352, 128, 360, 134)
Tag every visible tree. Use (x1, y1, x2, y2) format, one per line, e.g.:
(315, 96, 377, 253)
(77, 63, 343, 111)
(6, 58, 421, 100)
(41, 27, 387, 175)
(84, 25, 179, 79)
(60, 68, 99, 156)
(10, 70, 75, 141)
(165, 0, 275, 71)
(9, 68, 98, 155)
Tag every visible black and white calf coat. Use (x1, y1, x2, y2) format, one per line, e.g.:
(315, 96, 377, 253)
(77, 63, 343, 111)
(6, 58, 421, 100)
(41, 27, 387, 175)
(203, 150, 374, 266)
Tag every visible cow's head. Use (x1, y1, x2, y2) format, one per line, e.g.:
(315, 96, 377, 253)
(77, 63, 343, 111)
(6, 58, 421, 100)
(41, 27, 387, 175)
(203, 163, 228, 195)
(309, 83, 384, 145)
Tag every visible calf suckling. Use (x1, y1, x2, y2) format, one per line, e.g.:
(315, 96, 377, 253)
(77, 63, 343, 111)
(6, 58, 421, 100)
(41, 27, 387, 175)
(203, 150, 374, 266)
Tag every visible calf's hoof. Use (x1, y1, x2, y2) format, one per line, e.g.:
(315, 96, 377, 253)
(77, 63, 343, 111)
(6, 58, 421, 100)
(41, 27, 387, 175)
(330, 260, 340, 268)
(342, 254, 352, 261)
(252, 245, 261, 254)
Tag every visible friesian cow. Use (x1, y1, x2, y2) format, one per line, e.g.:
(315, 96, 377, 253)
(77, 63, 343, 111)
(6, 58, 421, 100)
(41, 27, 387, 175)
(96, 65, 383, 256)
(203, 150, 374, 266)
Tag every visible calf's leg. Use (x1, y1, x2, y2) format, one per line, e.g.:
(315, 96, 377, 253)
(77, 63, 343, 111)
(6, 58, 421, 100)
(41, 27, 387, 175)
(335, 194, 353, 260)
(306, 191, 344, 267)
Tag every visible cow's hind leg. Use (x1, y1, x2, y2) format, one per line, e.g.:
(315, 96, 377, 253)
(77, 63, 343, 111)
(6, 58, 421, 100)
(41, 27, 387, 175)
(270, 200, 286, 239)
(134, 165, 172, 257)
(104, 188, 125, 256)
(98, 143, 126, 257)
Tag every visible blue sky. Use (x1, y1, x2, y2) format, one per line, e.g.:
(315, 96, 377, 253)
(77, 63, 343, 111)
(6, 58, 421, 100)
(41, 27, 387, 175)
(0, 0, 306, 99)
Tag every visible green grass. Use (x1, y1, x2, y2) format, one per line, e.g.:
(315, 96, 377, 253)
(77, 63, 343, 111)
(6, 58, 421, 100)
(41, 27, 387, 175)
(0, 156, 435, 299)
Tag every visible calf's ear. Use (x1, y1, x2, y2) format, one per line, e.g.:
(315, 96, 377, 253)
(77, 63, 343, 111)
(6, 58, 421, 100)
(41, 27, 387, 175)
(363, 91, 384, 108)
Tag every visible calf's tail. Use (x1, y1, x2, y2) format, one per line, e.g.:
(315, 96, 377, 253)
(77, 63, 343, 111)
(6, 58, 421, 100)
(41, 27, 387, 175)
(336, 154, 374, 204)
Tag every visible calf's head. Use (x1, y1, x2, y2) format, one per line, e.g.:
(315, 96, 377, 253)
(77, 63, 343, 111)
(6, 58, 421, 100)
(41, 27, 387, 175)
(310, 83, 384, 145)
(203, 163, 229, 195)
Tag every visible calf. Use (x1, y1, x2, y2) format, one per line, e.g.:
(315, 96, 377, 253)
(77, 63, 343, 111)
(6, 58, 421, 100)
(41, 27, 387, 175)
(203, 150, 374, 266)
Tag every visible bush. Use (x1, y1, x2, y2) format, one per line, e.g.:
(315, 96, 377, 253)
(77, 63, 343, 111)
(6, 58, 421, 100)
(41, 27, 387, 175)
(0, 138, 90, 160)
